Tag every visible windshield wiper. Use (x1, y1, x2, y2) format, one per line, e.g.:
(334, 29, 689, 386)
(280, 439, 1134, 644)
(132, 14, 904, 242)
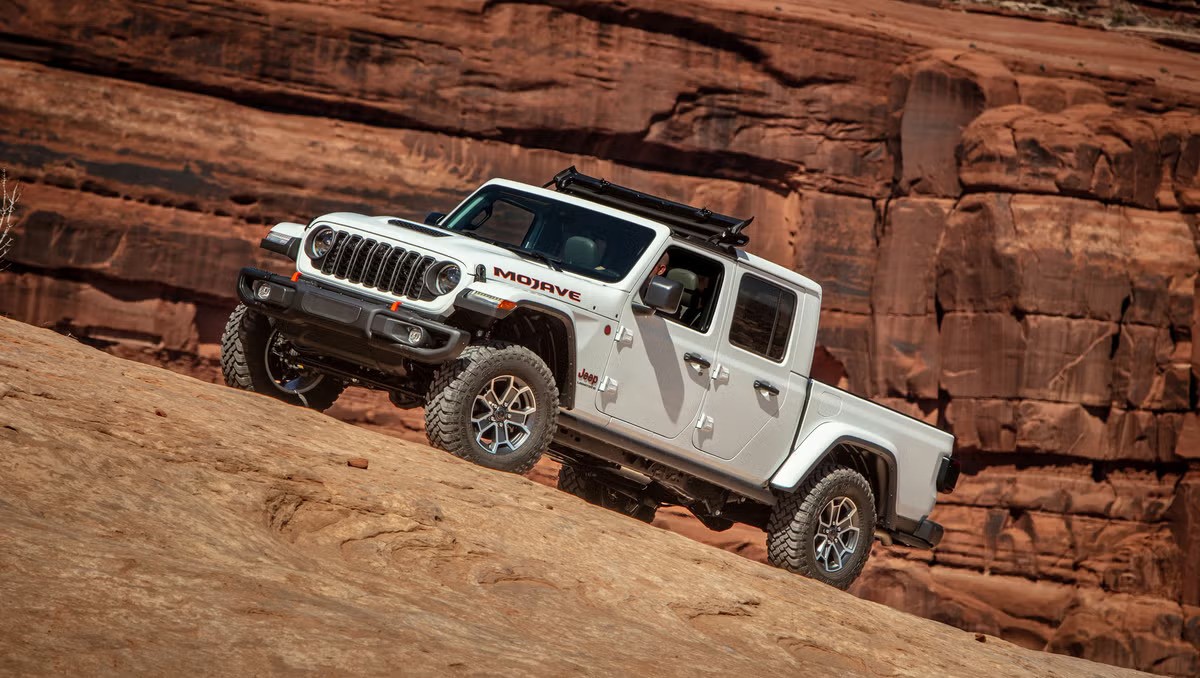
(456, 232, 563, 272)
(505, 247, 564, 272)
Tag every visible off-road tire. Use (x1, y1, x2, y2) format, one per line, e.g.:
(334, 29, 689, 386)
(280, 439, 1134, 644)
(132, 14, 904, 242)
(557, 464, 657, 523)
(766, 462, 876, 589)
(220, 303, 345, 411)
(424, 342, 558, 474)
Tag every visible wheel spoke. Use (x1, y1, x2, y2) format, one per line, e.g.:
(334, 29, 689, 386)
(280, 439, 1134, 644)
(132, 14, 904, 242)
(508, 422, 530, 440)
(483, 388, 501, 409)
(835, 542, 854, 568)
(499, 380, 519, 407)
(836, 505, 857, 529)
(509, 385, 533, 407)
(839, 527, 859, 549)
(472, 396, 493, 418)
(475, 422, 496, 451)
(819, 503, 834, 529)
(825, 543, 840, 571)
(493, 423, 510, 452)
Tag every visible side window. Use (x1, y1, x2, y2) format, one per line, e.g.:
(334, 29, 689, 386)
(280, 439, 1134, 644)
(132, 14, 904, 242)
(729, 274, 796, 362)
(657, 246, 725, 334)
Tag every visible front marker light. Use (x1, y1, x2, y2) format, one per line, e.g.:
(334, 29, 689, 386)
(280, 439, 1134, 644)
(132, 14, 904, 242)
(465, 289, 516, 310)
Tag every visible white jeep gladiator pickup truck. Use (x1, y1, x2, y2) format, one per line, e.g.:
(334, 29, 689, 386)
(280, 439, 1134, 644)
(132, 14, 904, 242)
(223, 167, 958, 588)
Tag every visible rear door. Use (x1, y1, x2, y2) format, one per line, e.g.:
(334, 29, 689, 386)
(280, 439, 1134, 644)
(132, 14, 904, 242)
(693, 268, 804, 460)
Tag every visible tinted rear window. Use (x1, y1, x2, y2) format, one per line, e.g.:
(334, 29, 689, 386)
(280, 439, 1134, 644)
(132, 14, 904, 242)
(729, 275, 796, 362)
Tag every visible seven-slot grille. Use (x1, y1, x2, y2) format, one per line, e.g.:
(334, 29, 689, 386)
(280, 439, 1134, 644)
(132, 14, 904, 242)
(316, 230, 438, 300)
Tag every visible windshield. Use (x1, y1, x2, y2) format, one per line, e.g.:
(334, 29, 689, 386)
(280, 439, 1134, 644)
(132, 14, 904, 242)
(441, 186, 657, 283)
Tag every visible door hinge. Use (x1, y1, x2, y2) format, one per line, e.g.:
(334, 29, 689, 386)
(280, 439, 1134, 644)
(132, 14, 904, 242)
(614, 326, 634, 345)
(695, 413, 714, 432)
(709, 363, 729, 384)
(598, 376, 618, 394)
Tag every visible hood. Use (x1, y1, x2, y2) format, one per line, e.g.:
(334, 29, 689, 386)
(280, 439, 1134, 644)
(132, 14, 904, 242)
(300, 212, 637, 318)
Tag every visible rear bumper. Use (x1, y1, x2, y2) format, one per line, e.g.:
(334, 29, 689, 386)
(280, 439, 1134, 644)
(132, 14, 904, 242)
(936, 455, 960, 493)
(236, 267, 468, 368)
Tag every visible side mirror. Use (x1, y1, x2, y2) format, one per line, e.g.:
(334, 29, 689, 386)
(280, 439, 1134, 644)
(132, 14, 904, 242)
(424, 211, 446, 226)
(640, 276, 683, 315)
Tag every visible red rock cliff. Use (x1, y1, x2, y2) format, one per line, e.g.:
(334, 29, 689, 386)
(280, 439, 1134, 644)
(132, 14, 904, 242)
(0, 0, 1198, 673)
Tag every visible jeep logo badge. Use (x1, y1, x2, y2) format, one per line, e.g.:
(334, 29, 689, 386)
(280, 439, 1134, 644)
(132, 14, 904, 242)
(577, 368, 600, 389)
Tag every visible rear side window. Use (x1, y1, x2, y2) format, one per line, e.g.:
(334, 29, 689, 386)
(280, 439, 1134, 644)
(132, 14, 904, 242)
(729, 275, 796, 362)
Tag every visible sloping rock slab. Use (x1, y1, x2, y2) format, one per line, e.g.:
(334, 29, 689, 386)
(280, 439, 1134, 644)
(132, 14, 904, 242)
(0, 318, 1141, 677)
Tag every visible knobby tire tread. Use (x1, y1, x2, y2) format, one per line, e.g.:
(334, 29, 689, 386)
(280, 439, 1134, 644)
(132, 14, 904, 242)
(424, 341, 558, 475)
(766, 461, 875, 590)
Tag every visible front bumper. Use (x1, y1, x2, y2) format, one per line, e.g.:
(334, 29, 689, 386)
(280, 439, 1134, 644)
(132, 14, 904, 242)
(236, 267, 468, 370)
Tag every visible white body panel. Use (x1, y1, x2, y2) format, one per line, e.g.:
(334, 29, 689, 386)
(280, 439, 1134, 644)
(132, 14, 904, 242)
(770, 381, 954, 521)
(595, 242, 733, 438)
(692, 264, 810, 462)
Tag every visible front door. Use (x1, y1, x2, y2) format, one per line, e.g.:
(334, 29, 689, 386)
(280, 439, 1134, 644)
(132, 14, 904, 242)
(597, 244, 731, 439)
(694, 268, 801, 460)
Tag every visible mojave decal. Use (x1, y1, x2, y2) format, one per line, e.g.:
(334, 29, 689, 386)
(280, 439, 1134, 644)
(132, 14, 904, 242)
(493, 266, 582, 302)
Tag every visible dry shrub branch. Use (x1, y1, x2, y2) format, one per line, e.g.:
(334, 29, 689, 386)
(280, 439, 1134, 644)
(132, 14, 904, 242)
(0, 170, 19, 269)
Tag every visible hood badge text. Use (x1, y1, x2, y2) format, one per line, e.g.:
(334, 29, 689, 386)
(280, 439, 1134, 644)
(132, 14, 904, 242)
(493, 266, 582, 302)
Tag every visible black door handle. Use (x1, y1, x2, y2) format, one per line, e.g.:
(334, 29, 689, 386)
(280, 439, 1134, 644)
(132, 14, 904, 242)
(683, 352, 711, 370)
(754, 379, 780, 396)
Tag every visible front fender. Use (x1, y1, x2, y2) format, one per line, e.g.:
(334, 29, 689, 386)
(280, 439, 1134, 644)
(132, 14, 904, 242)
(260, 221, 307, 259)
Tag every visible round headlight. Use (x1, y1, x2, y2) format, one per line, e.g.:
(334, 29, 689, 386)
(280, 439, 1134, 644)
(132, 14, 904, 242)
(428, 262, 461, 295)
(307, 227, 336, 260)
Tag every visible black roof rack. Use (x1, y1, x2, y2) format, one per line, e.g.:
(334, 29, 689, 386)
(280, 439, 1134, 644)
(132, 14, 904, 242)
(545, 166, 752, 249)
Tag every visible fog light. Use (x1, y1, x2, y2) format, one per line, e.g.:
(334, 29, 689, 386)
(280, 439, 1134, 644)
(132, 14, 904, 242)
(256, 283, 272, 300)
(408, 327, 425, 345)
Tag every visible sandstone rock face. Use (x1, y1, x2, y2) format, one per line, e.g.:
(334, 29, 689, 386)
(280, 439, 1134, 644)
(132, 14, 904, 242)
(0, 0, 1198, 673)
(0, 318, 1144, 677)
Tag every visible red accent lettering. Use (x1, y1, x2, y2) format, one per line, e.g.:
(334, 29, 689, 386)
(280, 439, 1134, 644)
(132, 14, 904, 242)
(491, 266, 583, 303)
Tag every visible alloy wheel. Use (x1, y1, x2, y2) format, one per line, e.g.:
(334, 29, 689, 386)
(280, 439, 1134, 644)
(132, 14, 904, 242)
(813, 496, 861, 573)
(470, 375, 537, 455)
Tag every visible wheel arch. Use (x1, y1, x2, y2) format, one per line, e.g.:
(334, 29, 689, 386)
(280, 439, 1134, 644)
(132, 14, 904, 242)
(770, 425, 899, 529)
(487, 302, 576, 409)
